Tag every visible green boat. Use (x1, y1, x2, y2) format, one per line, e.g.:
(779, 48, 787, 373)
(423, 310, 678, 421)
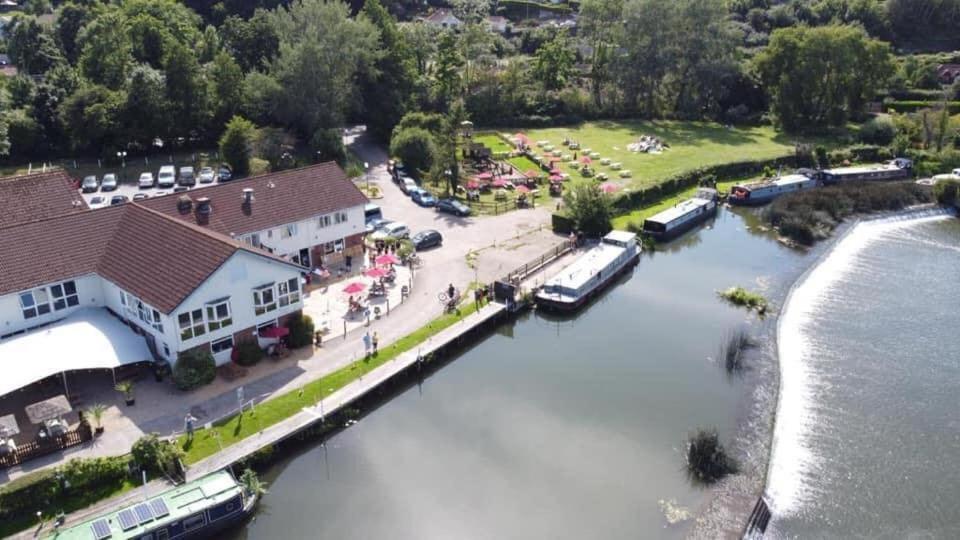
(48, 470, 259, 540)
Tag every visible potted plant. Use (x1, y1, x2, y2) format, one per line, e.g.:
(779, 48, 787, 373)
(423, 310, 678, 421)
(86, 403, 107, 435)
(115, 380, 135, 406)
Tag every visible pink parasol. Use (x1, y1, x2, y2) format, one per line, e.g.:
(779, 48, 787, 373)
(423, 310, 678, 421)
(515, 185, 531, 193)
(524, 170, 540, 179)
(550, 168, 562, 175)
(491, 179, 508, 188)
(514, 132, 529, 144)
(580, 156, 592, 164)
(549, 175, 563, 183)
(342, 282, 367, 294)
(364, 267, 389, 278)
(600, 182, 620, 193)
(466, 180, 480, 190)
(476, 172, 493, 180)
(375, 253, 401, 265)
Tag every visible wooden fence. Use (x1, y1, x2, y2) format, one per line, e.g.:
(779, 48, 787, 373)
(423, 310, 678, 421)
(0, 422, 93, 469)
(502, 240, 574, 284)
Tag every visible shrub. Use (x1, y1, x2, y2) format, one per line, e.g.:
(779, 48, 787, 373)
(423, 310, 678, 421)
(934, 179, 960, 205)
(685, 428, 737, 484)
(718, 287, 768, 313)
(172, 348, 216, 391)
(286, 314, 315, 349)
(390, 127, 436, 178)
(234, 340, 264, 367)
(132, 434, 184, 478)
(858, 117, 896, 145)
(61, 457, 127, 488)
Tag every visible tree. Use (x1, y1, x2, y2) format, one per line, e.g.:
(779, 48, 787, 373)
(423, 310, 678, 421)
(219, 115, 256, 177)
(450, 0, 490, 23)
(310, 127, 346, 164)
(123, 65, 170, 147)
(221, 11, 280, 72)
(562, 182, 613, 236)
(399, 21, 438, 75)
(753, 25, 893, 131)
(56, 2, 96, 64)
(578, 0, 623, 108)
(7, 16, 64, 75)
(240, 71, 282, 126)
(78, 10, 133, 89)
(433, 32, 464, 110)
(163, 42, 210, 139)
(358, 0, 416, 142)
(210, 51, 244, 129)
(390, 127, 436, 176)
(533, 30, 575, 92)
(60, 84, 125, 153)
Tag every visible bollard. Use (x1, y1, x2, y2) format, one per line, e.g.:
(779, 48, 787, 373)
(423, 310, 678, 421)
(343, 320, 347, 339)
(387, 298, 390, 314)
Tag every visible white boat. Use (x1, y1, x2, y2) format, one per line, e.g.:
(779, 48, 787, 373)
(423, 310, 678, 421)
(535, 231, 639, 312)
(819, 158, 913, 185)
(642, 187, 718, 240)
(728, 174, 817, 206)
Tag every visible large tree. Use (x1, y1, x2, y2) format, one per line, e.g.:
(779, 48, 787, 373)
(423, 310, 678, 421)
(221, 10, 279, 72)
(60, 84, 125, 153)
(358, 0, 417, 142)
(8, 16, 64, 75)
(753, 25, 892, 131)
(562, 182, 613, 236)
(122, 64, 170, 147)
(219, 115, 256, 177)
(78, 10, 133, 89)
(578, 0, 623, 109)
(533, 30, 575, 92)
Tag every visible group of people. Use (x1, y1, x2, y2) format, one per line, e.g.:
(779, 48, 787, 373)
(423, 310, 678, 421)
(362, 331, 380, 357)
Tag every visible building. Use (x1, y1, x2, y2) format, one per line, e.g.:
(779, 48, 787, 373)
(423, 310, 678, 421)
(486, 15, 509, 34)
(142, 162, 368, 270)
(937, 63, 960, 84)
(423, 9, 462, 29)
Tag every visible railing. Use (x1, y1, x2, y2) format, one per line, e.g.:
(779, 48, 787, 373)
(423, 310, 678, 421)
(742, 495, 772, 539)
(501, 240, 574, 284)
(0, 422, 93, 469)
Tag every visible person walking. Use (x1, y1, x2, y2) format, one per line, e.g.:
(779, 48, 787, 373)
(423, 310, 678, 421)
(372, 332, 379, 355)
(184, 413, 197, 441)
(363, 331, 372, 358)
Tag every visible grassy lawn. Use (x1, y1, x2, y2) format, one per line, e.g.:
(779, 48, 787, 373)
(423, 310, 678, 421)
(506, 154, 542, 175)
(493, 120, 829, 191)
(473, 133, 513, 153)
(180, 298, 482, 464)
(610, 177, 747, 230)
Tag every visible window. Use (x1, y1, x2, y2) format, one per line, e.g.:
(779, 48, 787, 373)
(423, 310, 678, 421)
(277, 277, 300, 307)
(246, 233, 261, 248)
(334, 212, 348, 224)
(50, 281, 79, 311)
(19, 289, 50, 319)
(253, 284, 277, 315)
(178, 309, 206, 340)
(205, 299, 232, 331)
(182, 514, 205, 532)
(122, 292, 163, 332)
(211, 336, 234, 354)
(317, 215, 331, 228)
(334, 238, 345, 253)
(280, 224, 296, 238)
(324, 241, 335, 254)
(163, 343, 170, 357)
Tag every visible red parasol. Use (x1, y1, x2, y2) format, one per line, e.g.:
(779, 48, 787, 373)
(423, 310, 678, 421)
(524, 170, 540, 179)
(515, 185, 531, 193)
(364, 267, 389, 278)
(259, 326, 290, 338)
(466, 180, 480, 190)
(600, 183, 620, 193)
(580, 156, 592, 164)
(491, 179, 508, 188)
(343, 282, 367, 294)
(375, 253, 401, 265)
(549, 175, 563, 183)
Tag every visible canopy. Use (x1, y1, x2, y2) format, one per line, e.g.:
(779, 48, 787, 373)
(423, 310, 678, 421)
(465, 181, 480, 190)
(550, 168, 562, 175)
(515, 185, 531, 193)
(364, 267, 389, 278)
(580, 156, 592, 164)
(0, 308, 152, 398)
(524, 170, 541, 179)
(259, 326, 290, 339)
(375, 253, 401, 265)
(513, 133, 529, 144)
(492, 179, 508, 187)
(342, 282, 367, 294)
(549, 175, 564, 182)
(0, 414, 19, 437)
(25, 395, 72, 424)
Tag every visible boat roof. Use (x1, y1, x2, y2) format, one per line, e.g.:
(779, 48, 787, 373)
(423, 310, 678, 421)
(51, 471, 242, 540)
(543, 242, 627, 292)
(823, 162, 900, 175)
(603, 230, 636, 244)
(646, 196, 711, 225)
(738, 174, 812, 190)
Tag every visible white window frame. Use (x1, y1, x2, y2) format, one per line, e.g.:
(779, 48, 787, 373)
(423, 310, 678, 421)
(318, 214, 331, 228)
(19, 279, 79, 319)
(178, 309, 206, 341)
(50, 281, 79, 311)
(334, 212, 348, 224)
(121, 292, 164, 332)
(334, 238, 345, 253)
(247, 233, 261, 248)
(211, 336, 234, 354)
(324, 241, 335, 254)
(277, 277, 301, 307)
(280, 224, 297, 239)
(19, 289, 51, 319)
(205, 299, 233, 332)
(253, 284, 277, 315)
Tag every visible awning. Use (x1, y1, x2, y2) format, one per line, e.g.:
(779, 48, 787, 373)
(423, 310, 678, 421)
(0, 308, 152, 398)
(25, 395, 71, 424)
(259, 326, 290, 339)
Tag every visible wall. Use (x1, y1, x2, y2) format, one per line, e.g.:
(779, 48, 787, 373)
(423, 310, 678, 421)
(242, 204, 366, 267)
(0, 273, 104, 338)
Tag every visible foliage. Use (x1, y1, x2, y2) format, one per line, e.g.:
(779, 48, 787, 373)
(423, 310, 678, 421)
(114, 380, 135, 400)
(234, 340, 265, 367)
(131, 434, 184, 478)
(685, 428, 737, 484)
(359, 0, 416, 142)
(533, 30, 575, 92)
(718, 287, 768, 313)
(219, 115, 256, 177)
(933, 179, 960, 206)
(285, 313, 315, 349)
(86, 403, 107, 428)
(310, 127, 346, 165)
(239, 468, 269, 497)
(753, 25, 892, 132)
(172, 348, 217, 391)
(562, 182, 613, 236)
(858, 117, 896, 145)
(390, 127, 437, 177)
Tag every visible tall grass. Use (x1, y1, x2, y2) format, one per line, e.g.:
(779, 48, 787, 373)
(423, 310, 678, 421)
(685, 428, 738, 485)
(718, 287, 768, 314)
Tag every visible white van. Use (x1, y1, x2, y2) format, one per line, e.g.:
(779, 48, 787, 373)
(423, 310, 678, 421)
(157, 165, 176, 188)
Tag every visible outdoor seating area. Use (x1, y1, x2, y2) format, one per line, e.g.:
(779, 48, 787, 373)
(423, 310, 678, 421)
(0, 384, 90, 468)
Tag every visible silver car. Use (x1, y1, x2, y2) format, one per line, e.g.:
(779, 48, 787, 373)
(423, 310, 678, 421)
(100, 173, 118, 191)
(138, 172, 154, 188)
(198, 166, 215, 183)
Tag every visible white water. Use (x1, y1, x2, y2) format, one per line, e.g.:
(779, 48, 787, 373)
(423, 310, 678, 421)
(766, 210, 955, 516)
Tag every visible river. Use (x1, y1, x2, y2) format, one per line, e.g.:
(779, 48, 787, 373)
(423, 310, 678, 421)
(767, 211, 960, 538)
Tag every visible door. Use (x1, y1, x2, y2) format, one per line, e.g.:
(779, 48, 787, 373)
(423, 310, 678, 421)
(298, 248, 310, 268)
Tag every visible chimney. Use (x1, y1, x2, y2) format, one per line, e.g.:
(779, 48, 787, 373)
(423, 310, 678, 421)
(177, 195, 192, 213)
(196, 197, 211, 225)
(242, 188, 254, 205)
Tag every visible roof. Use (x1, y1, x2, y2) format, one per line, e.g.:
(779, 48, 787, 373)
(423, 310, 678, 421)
(739, 174, 813, 190)
(52, 470, 243, 540)
(141, 162, 367, 236)
(647, 197, 713, 225)
(823, 163, 902, 175)
(0, 170, 86, 228)
(0, 309, 151, 398)
(0, 204, 300, 313)
(424, 9, 461, 24)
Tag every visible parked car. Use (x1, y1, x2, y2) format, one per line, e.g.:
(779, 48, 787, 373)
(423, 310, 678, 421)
(81, 175, 99, 193)
(88, 195, 107, 209)
(436, 198, 471, 217)
(138, 172, 155, 188)
(109, 195, 129, 206)
(132, 193, 149, 201)
(400, 177, 418, 195)
(412, 230, 443, 250)
(410, 188, 437, 207)
(178, 166, 196, 187)
(100, 173, 118, 191)
(365, 218, 393, 234)
(198, 166, 216, 183)
(218, 164, 232, 182)
(157, 165, 176, 188)
(173, 186, 189, 193)
(373, 221, 410, 240)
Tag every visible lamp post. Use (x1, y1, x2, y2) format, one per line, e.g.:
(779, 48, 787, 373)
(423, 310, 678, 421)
(444, 169, 452, 196)
(364, 161, 370, 192)
(117, 151, 127, 168)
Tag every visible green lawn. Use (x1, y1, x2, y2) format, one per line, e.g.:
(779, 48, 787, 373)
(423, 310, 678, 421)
(180, 297, 482, 463)
(611, 178, 746, 230)
(473, 133, 514, 153)
(495, 120, 828, 191)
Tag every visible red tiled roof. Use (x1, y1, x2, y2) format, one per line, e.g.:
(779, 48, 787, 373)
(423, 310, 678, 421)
(0, 204, 302, 313)
(141, 162, 367, 236)
(0, 170, 86, 228)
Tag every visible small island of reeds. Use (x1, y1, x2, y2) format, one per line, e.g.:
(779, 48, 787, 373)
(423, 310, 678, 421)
(718, 287, 768, 314)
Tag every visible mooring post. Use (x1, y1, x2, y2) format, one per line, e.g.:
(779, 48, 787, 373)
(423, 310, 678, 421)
(343, 320, 347, 339)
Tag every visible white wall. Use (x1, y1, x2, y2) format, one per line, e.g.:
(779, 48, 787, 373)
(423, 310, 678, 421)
(241, 204, 365, 264)
(0, 273, 104, 338)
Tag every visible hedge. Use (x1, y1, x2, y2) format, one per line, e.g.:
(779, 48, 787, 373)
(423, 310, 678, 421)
(552, 213, 575, 234)
(884, 101, 960, 114)
(497, 0, 573, 17)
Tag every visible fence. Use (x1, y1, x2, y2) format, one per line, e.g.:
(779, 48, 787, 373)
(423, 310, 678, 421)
(0, 422, 93, 469)
(501, 240, 574, 284)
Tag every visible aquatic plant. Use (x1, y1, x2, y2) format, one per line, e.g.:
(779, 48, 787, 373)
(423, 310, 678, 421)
(720, 328, 753, 374)
(718, 287, 768, 314)
(685, 428, 737, 485)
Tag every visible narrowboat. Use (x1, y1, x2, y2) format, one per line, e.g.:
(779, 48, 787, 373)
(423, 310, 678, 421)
(642, 188, 718, 241)
(49, 470, 259, 540)
(535, 231, 639, 312)
(819, 158, 913, 185)
(728, 174, 817, 206)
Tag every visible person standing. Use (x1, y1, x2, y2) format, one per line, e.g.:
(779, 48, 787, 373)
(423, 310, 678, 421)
(184, 413, 197, 441)
(372, 332, 379, 355)
(363, 331, 371, 357)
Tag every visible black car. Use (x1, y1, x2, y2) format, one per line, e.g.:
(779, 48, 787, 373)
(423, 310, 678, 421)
(436, 198, 471, 217)
(109, 195, 129, 206)
(218, 164, 232, 182)
(412, 230, 443, 250)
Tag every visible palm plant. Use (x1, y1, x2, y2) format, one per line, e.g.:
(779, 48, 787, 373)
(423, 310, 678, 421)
(86, 403, 107, 433)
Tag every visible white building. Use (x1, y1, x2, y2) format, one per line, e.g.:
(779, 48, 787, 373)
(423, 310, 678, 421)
(423, 9, 463, 29)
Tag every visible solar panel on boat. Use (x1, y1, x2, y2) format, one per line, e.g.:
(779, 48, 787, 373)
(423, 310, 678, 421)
(91, 518, 112, 540)
(117, 508, 138, 531)
(149, 497, 170, 518)
(133, 503, 154, 525)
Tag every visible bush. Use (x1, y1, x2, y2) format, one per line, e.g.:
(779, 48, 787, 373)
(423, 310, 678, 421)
(61, 456, 128, 488)
(718, 287, 768, 313)
(858, 118, 896, 145)
(172, 348, 217, 391)
(885, 101, 960, 114)
(685, 428, 737, 484)
(286, 313, 315, 349)
(234, 340, 264, 367)
(390, 127, 436, 177)
(934, 179, 960, 205)
(132, 434, 184, 478)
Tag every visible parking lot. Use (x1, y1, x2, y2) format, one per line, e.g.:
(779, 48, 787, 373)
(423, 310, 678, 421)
(76, 163, 230, 209)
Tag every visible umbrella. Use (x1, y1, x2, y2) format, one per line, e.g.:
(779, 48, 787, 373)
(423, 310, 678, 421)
(513, 133, 529, 144)
(550, 168, 562, 175)
(476, 172, 493, 180)
(364, 267, 389, 278)
(515, 185, 531, 193)
(580, 156, 592, 164)
(524, 170, 540, 179)
(25, 395, 72, 424)
(375, 253, 401, 265)
(549, 175, 564, 183)
(600, 182, 620, 193)
(342, 282, 367, 294)
(492, 179, 508, 188)
(465, 180, 480, 190)
(259, 326, 290, 339)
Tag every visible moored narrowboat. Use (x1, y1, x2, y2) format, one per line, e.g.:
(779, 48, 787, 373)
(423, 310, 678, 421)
(642, 188, 718, 241)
